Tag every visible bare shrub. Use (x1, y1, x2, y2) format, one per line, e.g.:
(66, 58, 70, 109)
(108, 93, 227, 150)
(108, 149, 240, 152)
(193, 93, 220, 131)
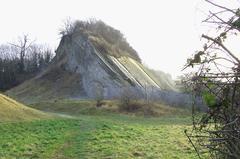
(93, 82, 104, 107)
(184, 1, 240, 158)
(118, 88, 142, 112)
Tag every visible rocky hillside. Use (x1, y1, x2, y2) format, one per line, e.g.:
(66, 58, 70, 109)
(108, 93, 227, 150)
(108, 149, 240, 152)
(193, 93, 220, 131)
(0, 94, 49, 121)
(7, 20, 176, 103)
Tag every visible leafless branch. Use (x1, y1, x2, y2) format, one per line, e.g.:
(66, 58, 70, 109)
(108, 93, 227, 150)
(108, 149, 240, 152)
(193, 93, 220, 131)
(202, 34, 240, 63)
(205, 0, 236, 15)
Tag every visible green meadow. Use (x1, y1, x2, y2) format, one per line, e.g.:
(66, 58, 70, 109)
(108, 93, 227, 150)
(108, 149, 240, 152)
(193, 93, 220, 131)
(0, 112, 199, 158)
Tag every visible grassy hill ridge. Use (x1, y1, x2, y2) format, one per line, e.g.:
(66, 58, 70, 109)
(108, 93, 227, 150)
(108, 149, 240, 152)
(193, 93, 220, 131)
(0, 93, 50, 121)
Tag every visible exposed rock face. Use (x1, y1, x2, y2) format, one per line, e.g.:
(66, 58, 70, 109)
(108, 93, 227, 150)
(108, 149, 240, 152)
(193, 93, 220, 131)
(55, 33, 162, 98)
(7, 21, 176, 102)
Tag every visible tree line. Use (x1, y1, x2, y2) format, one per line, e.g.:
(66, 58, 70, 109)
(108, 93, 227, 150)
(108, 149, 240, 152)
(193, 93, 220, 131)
(0, 35, 54, 91)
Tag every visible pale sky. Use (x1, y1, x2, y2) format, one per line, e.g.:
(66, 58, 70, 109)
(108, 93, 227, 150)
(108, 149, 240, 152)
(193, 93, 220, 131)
(0, 0, 239, 79)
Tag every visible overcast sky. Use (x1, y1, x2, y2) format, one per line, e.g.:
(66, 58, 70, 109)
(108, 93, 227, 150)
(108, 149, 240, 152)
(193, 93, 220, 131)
(0, 0, 239, 78)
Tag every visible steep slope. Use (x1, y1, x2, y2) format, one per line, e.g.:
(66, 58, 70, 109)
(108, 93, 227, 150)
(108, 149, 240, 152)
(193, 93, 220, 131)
(139, 66, 176, 91)
(7, 20, 176, 103)
(0, 94, 49, 121)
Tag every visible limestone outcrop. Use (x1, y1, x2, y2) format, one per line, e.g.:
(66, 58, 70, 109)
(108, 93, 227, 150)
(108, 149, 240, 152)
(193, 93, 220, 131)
(7, 20, 176, 103)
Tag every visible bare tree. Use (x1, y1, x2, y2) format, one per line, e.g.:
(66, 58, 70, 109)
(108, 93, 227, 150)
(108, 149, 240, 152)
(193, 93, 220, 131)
(0, 37, 53, 91)
(9, 35, 35, 72)
(59, 17, 75, 36)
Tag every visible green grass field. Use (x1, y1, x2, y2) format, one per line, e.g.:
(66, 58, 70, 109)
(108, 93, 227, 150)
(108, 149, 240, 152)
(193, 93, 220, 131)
(0, 115, 199, 158)
(0, 119, 79, 158)
(0, 98, 202, 158)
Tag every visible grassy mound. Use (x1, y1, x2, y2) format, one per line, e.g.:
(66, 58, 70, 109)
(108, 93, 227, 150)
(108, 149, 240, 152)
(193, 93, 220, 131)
(0, 94, 50, 122)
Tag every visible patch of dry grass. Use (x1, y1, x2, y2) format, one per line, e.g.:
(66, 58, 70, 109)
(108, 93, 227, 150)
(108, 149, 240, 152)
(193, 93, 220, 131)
(0, 94, 50, 122)
(29, 99, 190, 117)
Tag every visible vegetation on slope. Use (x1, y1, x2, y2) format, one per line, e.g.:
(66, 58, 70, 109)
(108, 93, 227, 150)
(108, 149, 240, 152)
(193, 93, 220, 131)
(6, 65, 85, 103)
(141, 65, 176, 90)
(0, 93, 50, 121)
(60, 19, 141, 62)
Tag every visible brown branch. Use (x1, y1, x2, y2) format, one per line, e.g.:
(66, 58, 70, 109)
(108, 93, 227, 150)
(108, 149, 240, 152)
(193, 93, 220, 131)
(8, 43, 21, 48)
(231, 75, 238, 109)
(199, 75, 240, 78)
(202, 34, 240, 64)
(204, 72, 238, 75)
(208, 11, 240, 32)
(203, 9, 232, 23)
(185, 130, 202, 159)
(208, 129, 240, 133)
(205, 0, 236, 15)
(196, 81, 240, 85)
